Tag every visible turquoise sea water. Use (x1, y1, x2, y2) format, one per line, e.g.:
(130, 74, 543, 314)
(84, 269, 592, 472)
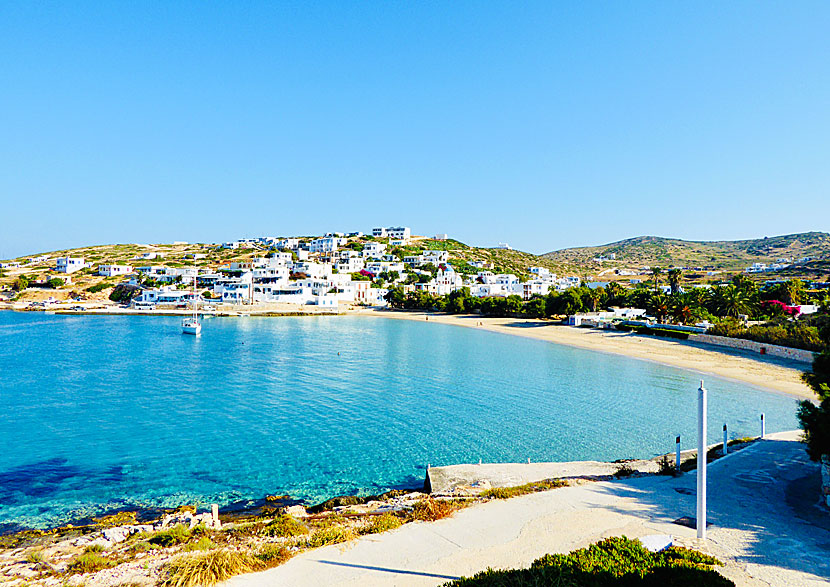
(0, 311, 800, 530)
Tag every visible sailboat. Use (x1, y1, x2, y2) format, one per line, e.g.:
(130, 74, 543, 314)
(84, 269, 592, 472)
(182, 277, 201, 336)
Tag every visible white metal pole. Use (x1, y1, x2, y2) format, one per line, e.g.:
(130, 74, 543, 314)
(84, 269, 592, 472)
(697, 380, 707, 540)
(760, 413, 765, 439)
(675, 435, 681, 470)
(723, 424, 728, 455)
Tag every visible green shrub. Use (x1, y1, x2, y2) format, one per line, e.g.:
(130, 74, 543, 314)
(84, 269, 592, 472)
(162, 550, 263, 587)
(255, 544, 294, 568)
(657, 455, 677, 476)
(183, 537, 216, 551)
(109, 284, 141, 303)
(709, 318, 824, 352)
(129, 541, 157, 553)
(444, 536, 732, 586)
(68, 552, 116, 574)
(261, 515, 308, 538)
(86, 282, 112, 293)
(360, 513, 403, 535)
(613, 463, 637, 478)
(84, 543, 105, 553)
(25, 550, 46, 564)
(409, 498, 469, 522)
(480, 479, 566, 499)
(304, 526, 358, 548)
(149, 524, 192, 547)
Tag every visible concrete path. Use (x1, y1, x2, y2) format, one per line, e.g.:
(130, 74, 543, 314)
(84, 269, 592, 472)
(224, 431, 830, 587)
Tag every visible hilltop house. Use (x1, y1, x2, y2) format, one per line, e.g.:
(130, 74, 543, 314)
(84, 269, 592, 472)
(372, 226, 411, 241)
(98, 264, 133, 277)
(56, 257, 87, 273)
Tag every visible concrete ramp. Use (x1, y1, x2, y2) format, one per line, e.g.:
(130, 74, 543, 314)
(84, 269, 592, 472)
(426, 459, 659, 495)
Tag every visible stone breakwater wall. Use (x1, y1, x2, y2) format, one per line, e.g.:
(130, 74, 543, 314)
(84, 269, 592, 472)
(690, 334, 816, 364)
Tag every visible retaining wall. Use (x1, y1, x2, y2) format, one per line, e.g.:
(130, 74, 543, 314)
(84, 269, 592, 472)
(690, 334, 816, 364)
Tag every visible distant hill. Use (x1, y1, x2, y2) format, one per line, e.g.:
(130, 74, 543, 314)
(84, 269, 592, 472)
(541, 232, 830, 271)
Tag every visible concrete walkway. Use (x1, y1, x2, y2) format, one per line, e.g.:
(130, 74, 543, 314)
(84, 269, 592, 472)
(224, 431, 830, 587)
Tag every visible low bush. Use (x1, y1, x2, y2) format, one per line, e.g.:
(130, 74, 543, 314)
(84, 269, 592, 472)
(162, 549, 263, 587)
(444, 536, 732, 586)
(657, 455, 677, 476)
(85, 282, 112, 293)
(68, 552, 116, 574)
(360, 513, 403, 535)
(480, 479, 566, 499)
(183, 537, 216, 551)
(261, 515, 308, 538)
(409, 498, 469, 522)
(613, 463, 637, 478)
(25, 550, 46, 564)
(256, 544, 294, 568)
(84, 543, 105, 553)
(149, 524, 192, 547)
(128, 541, 156, 553)
(304, 526, 358, 548)
(708, 318, 824, 352)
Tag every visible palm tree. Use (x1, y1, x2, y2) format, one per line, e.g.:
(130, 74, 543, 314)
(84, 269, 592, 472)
(648, 292, 670, 323)
(669, 295, 695, 324)
(711, 285, 754, 318)
(651, 267, 662, 292)
(605, 281, 625, 305)
(667, 268, 682, 295)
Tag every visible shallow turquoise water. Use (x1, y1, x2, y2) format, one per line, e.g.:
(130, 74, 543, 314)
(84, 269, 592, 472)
(0, 311, 800, 530)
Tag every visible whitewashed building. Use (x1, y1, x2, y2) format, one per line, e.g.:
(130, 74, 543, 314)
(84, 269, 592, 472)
(56, 257, 87, 273)
(363, 242, 388, 258)
(98, 264, 133, 277)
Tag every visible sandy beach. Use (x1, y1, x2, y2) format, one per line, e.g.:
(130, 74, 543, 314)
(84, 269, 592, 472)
(364, 309, 815, 400)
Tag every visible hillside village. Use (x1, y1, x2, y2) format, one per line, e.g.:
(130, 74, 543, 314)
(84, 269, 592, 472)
(0, 227, 578, 311)
(1, 229, 829, 313)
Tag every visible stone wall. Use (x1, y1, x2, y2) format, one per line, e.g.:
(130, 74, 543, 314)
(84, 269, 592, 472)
(690, 334, 816, 364)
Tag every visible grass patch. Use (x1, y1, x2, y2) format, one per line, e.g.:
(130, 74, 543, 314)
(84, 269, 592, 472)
(183, 537, 216, 552)
(360, 513, 403, 535)
(68, 552, 117, 574)
(409, 498, 469, 522)
(162, 549, 263, 587)
(261, 515, 308, 538)
(84, 543, 105, 553)
(149, 524, 192, 547)
(444, 536, 732, 586)
(304, 526, 358, 548)
(255, 543, 294, 568)
(480, 479, 567, 499)
(25, 550, 46, 564)
(129, 541, 157, 553)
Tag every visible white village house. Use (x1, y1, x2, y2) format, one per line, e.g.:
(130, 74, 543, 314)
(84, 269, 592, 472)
(56, 257, 87, 273)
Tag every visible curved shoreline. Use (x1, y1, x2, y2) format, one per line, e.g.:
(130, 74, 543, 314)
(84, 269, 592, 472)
(362, 309, 814, 399)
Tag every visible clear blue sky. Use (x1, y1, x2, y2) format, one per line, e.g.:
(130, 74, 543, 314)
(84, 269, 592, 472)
(1, 2, 829, 259)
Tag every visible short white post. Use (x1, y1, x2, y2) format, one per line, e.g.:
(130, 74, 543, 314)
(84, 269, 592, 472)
(675, 435, 681, 470)
(211, 504, 221, 530)
(760, 413, 765, 439)
(723, 424, 728, 455)
(697, 380, 707, 540)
